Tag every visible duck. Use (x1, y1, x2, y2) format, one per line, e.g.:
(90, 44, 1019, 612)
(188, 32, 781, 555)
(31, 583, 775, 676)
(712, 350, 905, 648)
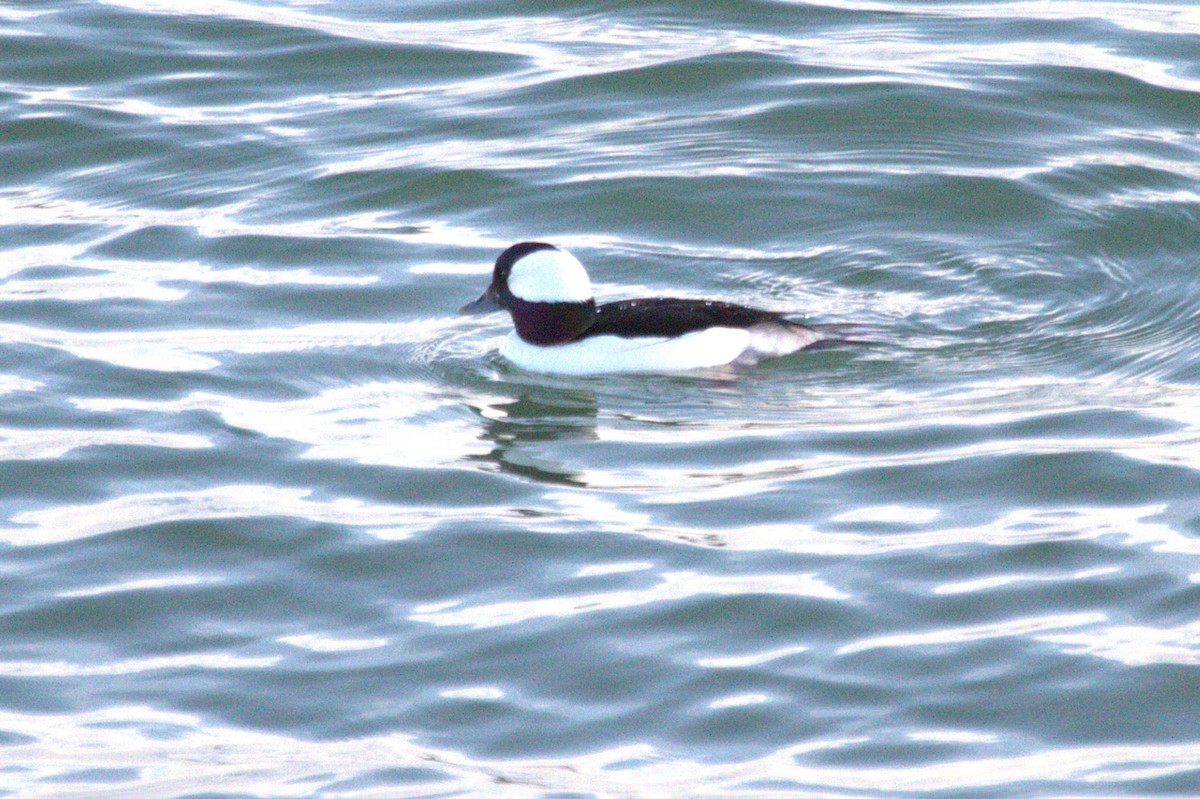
(460, 241, 826, 375)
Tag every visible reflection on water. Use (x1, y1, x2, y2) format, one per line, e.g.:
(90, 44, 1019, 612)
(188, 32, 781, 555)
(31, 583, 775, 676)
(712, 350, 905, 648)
(0, 485, 438, 545)
(471, 383, 600, 485)
(410, 570, 846, 630)
(5, 704, 1200, 798)
(4, 0, 1200, 796)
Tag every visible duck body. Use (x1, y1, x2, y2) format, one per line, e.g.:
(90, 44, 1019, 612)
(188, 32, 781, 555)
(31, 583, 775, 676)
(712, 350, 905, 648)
(460, 241, 823, 375)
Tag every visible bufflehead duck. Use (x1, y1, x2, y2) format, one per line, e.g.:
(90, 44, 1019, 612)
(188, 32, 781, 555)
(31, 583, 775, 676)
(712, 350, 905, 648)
(460, 241, 825, 375)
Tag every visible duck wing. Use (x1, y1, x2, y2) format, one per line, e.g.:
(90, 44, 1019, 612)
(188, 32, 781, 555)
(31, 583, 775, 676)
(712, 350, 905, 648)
(583, 298, 796, 339)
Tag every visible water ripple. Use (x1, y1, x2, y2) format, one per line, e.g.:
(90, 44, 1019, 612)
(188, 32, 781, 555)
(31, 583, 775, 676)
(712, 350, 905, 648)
(3, 1, 1200, 796)
(0, 485, 462, 545)
(410, 571, 847, 630)
(3, 705, 1199, 798)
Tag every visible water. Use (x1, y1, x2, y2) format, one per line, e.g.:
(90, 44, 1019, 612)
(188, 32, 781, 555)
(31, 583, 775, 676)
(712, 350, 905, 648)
(3, 1, 1200, 796)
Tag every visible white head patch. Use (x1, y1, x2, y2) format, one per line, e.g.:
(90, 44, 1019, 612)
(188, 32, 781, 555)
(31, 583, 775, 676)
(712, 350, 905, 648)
(507, 248, 593, 303)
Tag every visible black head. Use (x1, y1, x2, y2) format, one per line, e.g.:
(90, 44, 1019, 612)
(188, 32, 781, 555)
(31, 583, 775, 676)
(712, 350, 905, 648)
(459, 241, 597, 345)
(459, 241, 558, 314)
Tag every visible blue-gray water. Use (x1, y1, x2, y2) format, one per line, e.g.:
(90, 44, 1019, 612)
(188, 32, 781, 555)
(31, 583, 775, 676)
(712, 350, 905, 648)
(3, 1, 1200, 797)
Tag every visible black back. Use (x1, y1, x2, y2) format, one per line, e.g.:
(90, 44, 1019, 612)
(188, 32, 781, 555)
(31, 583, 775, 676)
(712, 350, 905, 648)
(581, 298, 788, 339)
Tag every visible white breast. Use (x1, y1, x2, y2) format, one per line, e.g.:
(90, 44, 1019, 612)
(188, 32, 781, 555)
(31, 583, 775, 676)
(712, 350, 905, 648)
(499, 326, 754, 375)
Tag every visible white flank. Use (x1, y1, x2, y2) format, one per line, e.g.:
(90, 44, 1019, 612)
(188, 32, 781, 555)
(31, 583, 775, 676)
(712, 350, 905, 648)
(744, 322, 823, 358)
(507, 248, 593, 303)
(500, 326, 753, 374)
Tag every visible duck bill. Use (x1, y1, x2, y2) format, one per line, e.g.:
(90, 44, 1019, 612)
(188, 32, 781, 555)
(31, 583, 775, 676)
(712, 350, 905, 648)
(459, 289, 504, 315)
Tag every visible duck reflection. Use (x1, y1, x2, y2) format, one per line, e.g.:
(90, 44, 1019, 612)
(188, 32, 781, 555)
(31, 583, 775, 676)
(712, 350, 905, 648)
(467, 382, 599, 486)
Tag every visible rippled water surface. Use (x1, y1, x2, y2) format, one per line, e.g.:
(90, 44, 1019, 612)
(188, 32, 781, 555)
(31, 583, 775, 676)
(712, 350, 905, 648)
(3, 1, 1200, 796)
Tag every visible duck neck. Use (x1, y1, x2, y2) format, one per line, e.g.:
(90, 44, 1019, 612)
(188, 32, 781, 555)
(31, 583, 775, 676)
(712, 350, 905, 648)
(509, 297, 596, 345)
